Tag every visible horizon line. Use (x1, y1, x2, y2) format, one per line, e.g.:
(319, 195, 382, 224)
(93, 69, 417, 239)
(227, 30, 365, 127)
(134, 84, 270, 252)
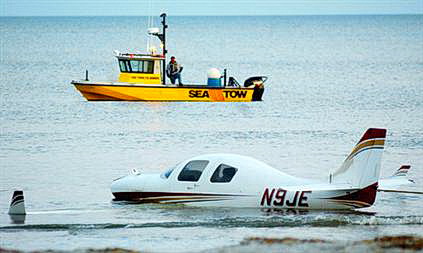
(1, 13, 422, 18)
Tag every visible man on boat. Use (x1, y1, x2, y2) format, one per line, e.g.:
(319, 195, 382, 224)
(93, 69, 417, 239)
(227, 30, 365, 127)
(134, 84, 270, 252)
(166, 56, 183, 86)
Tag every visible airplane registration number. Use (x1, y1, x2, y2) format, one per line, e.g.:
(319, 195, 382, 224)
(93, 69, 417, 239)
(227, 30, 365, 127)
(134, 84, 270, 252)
(260, 188, 312, 207)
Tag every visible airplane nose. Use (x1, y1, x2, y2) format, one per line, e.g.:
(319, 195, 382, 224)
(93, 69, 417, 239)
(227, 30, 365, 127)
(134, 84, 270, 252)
(111, 175, 143, 197)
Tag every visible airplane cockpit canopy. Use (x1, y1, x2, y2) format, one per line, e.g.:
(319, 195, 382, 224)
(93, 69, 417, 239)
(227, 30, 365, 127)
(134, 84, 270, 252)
(160, 153, 294, 185)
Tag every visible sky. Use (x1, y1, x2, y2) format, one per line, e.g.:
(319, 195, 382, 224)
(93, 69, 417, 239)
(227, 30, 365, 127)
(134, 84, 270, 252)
(1, 0, 422, 16)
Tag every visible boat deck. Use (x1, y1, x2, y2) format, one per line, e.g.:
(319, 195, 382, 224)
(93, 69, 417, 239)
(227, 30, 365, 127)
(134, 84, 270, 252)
(71, 80, 252, 89)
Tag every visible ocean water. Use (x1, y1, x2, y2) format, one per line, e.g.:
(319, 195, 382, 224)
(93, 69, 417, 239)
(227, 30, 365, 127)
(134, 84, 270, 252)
(0, 15, 422, 252)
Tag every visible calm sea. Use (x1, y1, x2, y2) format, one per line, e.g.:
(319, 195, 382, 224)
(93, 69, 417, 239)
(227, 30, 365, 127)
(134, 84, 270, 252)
(0, 15, 422, 252)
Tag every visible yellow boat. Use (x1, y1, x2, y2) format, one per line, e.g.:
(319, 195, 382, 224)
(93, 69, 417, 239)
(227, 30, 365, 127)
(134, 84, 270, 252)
(71, 13, 267, 102)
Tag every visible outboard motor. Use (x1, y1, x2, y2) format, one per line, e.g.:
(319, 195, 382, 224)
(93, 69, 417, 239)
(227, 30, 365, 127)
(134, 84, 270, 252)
(244, 76, 267, 101)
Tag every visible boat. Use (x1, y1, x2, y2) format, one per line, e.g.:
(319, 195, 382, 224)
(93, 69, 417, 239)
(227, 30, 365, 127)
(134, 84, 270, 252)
(71, 13, 267, 102)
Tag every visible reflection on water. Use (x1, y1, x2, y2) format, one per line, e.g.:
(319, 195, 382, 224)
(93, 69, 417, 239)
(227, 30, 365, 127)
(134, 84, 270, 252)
(9, 214, 26, 224)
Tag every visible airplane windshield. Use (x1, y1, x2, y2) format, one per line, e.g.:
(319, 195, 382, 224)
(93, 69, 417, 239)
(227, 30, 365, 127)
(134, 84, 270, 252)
(178, 160, 209, 182)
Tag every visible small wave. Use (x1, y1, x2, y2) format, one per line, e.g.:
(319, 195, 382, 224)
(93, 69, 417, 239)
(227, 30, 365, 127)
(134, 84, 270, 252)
(351, 216, 423, 225)
(1, 215, 422, 231)
(0, 223, 126, 231)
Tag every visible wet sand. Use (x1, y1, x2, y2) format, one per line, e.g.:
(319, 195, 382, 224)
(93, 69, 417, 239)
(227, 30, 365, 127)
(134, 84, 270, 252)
(1, 236, 422, 253)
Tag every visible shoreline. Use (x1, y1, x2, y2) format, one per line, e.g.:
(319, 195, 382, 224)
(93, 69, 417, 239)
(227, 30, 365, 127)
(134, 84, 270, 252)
(1, 236, 422, 253)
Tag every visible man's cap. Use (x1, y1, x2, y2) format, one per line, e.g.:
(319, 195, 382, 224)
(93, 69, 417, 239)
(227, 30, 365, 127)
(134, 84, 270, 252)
(171, 56, 175, 59)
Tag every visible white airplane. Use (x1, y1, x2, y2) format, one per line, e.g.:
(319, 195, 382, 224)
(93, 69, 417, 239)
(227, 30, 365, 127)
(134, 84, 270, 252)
(111, 128, 421, 210)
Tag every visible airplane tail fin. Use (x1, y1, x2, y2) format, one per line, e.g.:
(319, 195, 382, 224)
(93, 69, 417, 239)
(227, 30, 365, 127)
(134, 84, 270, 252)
(391, 165, 412, 178)
(332, 128, 386, 188)
(9, 190, 26, 215)
(379, 165, 416, 190)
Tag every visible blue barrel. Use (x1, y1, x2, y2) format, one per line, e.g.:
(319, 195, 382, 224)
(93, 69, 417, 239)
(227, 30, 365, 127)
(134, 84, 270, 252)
(207, 68, 222, 87)
(207, 78, 221, 87)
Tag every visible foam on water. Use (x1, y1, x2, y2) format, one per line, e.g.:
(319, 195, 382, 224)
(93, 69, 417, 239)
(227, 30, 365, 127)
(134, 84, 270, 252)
(1, 214, 423, 231)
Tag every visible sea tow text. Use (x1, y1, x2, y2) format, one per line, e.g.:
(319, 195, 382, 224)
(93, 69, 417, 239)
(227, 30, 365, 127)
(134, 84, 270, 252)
(189, 90, 248, 98)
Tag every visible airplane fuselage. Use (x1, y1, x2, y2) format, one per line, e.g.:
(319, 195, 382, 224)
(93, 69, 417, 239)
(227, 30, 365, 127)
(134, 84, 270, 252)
(111, 154, 378, 210)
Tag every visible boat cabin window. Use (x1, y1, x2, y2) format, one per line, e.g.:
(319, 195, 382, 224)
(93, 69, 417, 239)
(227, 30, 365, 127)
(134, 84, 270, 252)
(210, 164, 237, 183)
(119, 60, 128, 72)
(178, 160, 209, 182)
(119, 60, 154, 74)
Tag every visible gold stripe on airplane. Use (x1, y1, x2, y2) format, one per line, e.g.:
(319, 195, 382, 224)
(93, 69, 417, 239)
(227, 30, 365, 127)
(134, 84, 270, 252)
(347, 139, 385, 160)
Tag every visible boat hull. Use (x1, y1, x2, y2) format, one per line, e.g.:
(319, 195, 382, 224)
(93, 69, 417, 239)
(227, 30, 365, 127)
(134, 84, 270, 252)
(72, 82, 264, 102)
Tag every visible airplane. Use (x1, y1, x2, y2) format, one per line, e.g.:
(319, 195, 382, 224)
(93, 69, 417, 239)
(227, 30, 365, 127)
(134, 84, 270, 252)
(110, 128, 421, 210)
(7, 128, 420, 216)
(7, 163, 418, 215)
(7, 161, 417, 223)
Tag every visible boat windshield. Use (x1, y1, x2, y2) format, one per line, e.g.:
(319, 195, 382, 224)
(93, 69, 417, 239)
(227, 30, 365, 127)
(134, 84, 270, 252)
(119, 59, 154, 74)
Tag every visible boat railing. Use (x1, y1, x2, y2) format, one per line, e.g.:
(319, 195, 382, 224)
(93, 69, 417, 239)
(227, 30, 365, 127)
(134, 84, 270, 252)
(119, 53, 164, 58)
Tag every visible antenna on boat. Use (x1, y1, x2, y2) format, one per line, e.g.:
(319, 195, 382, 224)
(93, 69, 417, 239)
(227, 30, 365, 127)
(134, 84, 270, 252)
(148, 13, 168, 85)
(159, 13, 168, 85)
